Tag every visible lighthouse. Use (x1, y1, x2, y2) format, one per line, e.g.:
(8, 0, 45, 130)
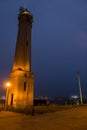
(7, 7, 34, 109)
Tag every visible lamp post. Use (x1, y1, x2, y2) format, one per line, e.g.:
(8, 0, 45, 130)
(5, 82, 11, 111)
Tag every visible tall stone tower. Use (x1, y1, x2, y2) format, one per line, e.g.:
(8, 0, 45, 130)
(8, 7, 34, 109)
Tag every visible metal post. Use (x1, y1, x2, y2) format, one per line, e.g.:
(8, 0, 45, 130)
(77, 72, 83, 105)
(5, 88, 8, 111)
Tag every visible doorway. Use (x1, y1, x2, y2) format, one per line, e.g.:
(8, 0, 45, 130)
(10, 93, 14, 106)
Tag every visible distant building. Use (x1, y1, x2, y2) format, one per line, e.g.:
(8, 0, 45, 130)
(7, 7, 34, 109)
(34, 97, 49, 106)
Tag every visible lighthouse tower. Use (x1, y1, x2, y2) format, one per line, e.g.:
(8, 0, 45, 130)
(7, 8, 34, 109)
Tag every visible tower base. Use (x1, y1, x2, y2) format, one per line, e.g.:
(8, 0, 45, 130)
(7, 69, 34, 109)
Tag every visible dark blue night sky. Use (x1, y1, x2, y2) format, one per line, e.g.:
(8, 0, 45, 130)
(0, 0, 87, 97)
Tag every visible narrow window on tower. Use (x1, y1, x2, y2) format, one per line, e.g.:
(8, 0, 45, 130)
(26, 41, 28, 46)
(24, 74, 27, 77)
(24, 82, 26, 91)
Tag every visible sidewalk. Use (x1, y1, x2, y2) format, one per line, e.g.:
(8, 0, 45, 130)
(0, 106, 87, 130)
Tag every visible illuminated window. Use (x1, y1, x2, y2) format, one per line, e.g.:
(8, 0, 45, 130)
(24, 82, 26, 91)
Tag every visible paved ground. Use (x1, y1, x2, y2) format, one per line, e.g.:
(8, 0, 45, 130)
(0, 106, 87, 130)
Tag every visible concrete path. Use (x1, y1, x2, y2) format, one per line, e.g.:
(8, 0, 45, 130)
(0, 106, 87, 130)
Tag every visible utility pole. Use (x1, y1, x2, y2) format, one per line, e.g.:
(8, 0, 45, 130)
(77, 72, 83, 105)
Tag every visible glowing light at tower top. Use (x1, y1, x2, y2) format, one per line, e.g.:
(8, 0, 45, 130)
(19, 7, 30, 15)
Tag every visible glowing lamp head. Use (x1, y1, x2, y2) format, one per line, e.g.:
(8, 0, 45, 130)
(6, 82, 11, 88)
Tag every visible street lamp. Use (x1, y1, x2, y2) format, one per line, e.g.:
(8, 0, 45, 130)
(4, 82, 11, 111)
